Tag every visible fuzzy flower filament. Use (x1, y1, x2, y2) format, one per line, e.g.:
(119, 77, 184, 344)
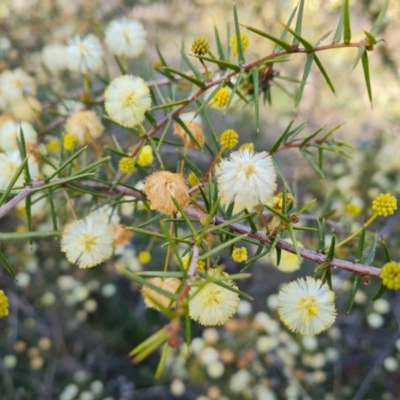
(278, 277, 336, 335)
(380, 262, 400, 290)
(216, 148, 277, 213)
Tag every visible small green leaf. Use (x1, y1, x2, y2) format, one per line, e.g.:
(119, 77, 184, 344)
(363, 30, 377, 46)
(233, 6, 245, 63)
(317, 218, 326, 253)
(276, 5, 298, 52)
(354, 227, 366, 263)
(352, 46, 366, 70)
(244, 209, 258, 233)
(314, 30, 333, 47)
(155, 43, 174, 78)
(46, 147, 87, 181)
(293, 0, 305, 46)
(162, 67, 205, 88)
(286, 225, 301, 261)
(150, 99, 190, 111)
(365, 232, 378, 266)
(252, 68, 260, 132)
(333, 9, 344, 43)
(300, 126, 325, 147)
(113, 55, 126, 75)
(371, 283, 387, 302)
(295, 199, 316, 215)
(0, 249, 16, 279)
(295, 53, 314, 107)
(269, 119, 295, 154)
(300, 148, 324, 178)
(282, 24, 313, 51)
(325, 269, 333, 290)
(347, 275, 362, 314)
(243, 25, 292, 51)
(327, 232, 336, 261)
(155, 344, 171, 379)
(370, 0, 389, 36)
(214, 25, 225, 60)
(181, 48, 203, 81)
(343, 0, 351, 43)
(195, 55, 240, 71)
(263, 204, 290, 223)
(361, 49, 373, 106)
(198, 234, 248, 260)
(313, 55, 336, 95)
(381, 238, 391, 264)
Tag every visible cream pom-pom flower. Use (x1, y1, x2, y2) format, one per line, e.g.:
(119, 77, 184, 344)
(9, 96, 42, 122)
(0, 151, 39, 190)
(189, 269, 240, 326)
(66, 34, 103, 74)
(0, 120, 37, 152)
(105, 18, 147, 58)
(269, 238, 304, 273)
(216, 148, 277, 212)
(42, 44, 67, 73)
(104, 75, 151, 128)
(0, 68, 36, 103)
(60, 217, 114, 269)
(173, 111, 204, 148)
(64, 110, 104, 145)
(278, 277, 336, 335)
(141, 277, 181, 310)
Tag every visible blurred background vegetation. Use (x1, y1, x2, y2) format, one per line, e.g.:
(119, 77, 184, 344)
(1, 0, 400, 399)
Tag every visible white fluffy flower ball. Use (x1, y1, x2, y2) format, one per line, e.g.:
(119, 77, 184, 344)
(0, 120, 37, 152)
(66, 34, 103, 74)
(216, 148, 277, 213)
(0, 152, 39, 190)
(105, 18, 146, 58)
(61, 217, 114, 269)
(104, 75, 151, 127)
(42, 44, 67, 73)
(0, 69, 36, 103)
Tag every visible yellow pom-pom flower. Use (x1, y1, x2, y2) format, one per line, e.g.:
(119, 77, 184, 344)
(63, 133, 76, 151)
(182, 256, 205, 272)
(345, 203, 361, 217)
(213, 87, 230, 108)
(138, 251, 151, 264)
(380, 261, 400, 290)
(220, 129, 239, 149)
(119, 157, 135, 174)
(278, 277, 336, 335)
(137, 145, 154, 167)
(0, 290, 9, 318)
(372, 193, 397, 217)
(189, 269, 240, 326)
(229, 33, 249, 56)
(232, 247, 248, 262)
(187, 172, 200, 187)
(47, 139, 60, 153)
(239, 143, 254, 153)
(191, 37, 210, 56)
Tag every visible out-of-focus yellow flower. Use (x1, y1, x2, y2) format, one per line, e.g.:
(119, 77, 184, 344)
(137, 145, 154, 167)
(187, 172, 201, 187)
(119, 157, 135, 174)
(0, 290, 9, 318)
(345, 203, 361, 217)
(138, 251, 151, 264)
(229, 33, 249, 56)
(63, 134, 76, 151)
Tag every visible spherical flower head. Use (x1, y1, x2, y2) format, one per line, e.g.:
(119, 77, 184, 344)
(63, 134, 76, 151)
(173, 112, 204, 148)
(372, 193, 397, 217)
(9, 97, 42, 123)
(229, 33, 249, 56)
(144, 171, 190, 215)
(104, 75, 151, 128)
(278, 277, 336, 335)
(138, 251, 151, 264)
(232, 247, 248, 262)
(213, 87, 230, 108)
(189, 269, 240, 326)
(60, 217, 114, 269)
(66, 34, 103, 74)
(0, 152, 39, 190)
(239, 142, 254, 152)
(271, 192, 294, 211)
(216, 148, 277, 213)
(270, 238, 303, 272)
(65, 110, 104, 145)
(187, 172, 200, 187)
(0, 290, 9, 318)
(220, 129, 239, 149)
(141, 277, 181, 310)
(42, 44, 67, 73)
(345, 203, 361, 217)
(119, 157, 135, 174)
(380, 261, 400, 290)
(137, 145, 154, 167)
(47, 139, 60, 153)
(0, 120, 37, 153)
(105, 18, 147, 58)
(191, 37, 210, 56)
(182, 256, 205, 272)
(0, 68, 36, 103)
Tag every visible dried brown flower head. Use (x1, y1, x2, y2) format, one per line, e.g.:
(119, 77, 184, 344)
(142, 277, 181, 310)
(144, 171, 190, 214)
(173, 112, 204, 148)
